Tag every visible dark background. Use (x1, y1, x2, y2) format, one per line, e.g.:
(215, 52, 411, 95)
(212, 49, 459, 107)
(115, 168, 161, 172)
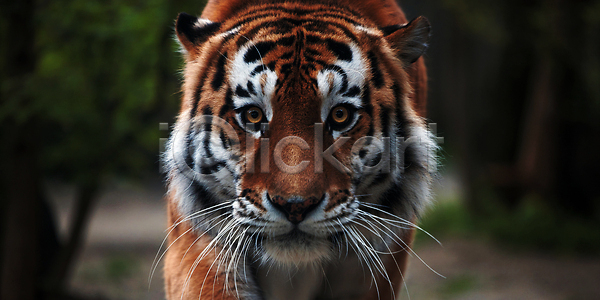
(1, 0, 599, 299)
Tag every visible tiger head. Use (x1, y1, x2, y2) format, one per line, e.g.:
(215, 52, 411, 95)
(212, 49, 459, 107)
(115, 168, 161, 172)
(164, 3, 436, 267)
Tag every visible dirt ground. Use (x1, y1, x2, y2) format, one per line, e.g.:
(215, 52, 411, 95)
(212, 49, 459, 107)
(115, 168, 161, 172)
(48, 179, 600, 300)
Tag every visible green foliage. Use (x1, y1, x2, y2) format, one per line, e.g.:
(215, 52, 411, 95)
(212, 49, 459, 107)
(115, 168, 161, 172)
(105, 254, 140, 282)
(437, 274, 478, 298)
(1, 1, 215, 185)
(32, 0, 178, 183)
(481, 195, 600, 254)
(418, 196, 600, 254)
(69, 253, 139, 282)
(415, 199, 475, 248)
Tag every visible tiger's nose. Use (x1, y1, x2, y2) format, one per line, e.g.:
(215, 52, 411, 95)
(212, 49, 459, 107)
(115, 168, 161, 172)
(267, 193, 325, 224)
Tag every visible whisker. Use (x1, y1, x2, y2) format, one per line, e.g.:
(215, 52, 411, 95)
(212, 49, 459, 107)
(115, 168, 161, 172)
(182, 215, 238, 298)
(353, 194, 373, 197)
(360, 202, 442, 246)
(355, 215, 409, 300)
(357, 208, 445, 279)
(149, 226, 194, 287)
(180, 214, 232, 265)
(356, 211, 409, 252)
(149, 201, 234, 287)
(345, 224, 381, 299)
(197, 218, 240, 298)
(167, 201, 234, 232)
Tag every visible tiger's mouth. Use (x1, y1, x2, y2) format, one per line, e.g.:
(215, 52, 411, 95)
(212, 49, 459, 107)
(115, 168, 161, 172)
(230, 191, 362, 265)
(260, 227, 335, 265)
(252, 205, 359, 265)
(271, 227, 317, 242)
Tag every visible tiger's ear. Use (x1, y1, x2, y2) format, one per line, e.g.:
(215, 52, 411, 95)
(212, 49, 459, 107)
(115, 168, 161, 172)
(381, 16, 430, 65)
(175, 12, 221, 57)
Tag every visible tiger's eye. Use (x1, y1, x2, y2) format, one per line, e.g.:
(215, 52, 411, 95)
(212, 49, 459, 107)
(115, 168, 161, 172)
(246, 107, 263, 123)
(331, 106, 348, 123)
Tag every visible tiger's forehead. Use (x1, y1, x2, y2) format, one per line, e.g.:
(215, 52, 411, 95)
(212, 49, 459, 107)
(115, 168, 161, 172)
(224, 21, 371, 125)
(217, 2, 380, 38)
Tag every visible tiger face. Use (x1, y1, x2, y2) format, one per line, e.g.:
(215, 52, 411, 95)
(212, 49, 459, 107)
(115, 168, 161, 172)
(164, 3, 435, 268)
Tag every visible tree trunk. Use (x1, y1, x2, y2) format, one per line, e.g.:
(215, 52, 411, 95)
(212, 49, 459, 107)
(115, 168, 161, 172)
(0, 0, 47, 299)
(45, 183, 99, 297)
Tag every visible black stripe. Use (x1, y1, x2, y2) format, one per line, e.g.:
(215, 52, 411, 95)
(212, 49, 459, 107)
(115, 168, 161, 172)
(305, 48, 320, 57)
(280, 63, 292, 76)
(236, 24, 265, 47)
(190, 181, 217, 206)
(235, 85, 251, 98)
(185, 109, 196, 172)
(228, 12, 361, 45)
(359, 149, 367, 159)
(392, 83, 406, 138)
(293, 29, 305, 68)
(219, 88, 233, 117)
(271, 21, 298, 34)
(368, 51, 384, 89)
(366, 124, 374, 137)
(326, 39, 352, 61)
(343, 86, 361, 97)
(306, 34, 322, 44)
(251, 65, 268, 76)
(244, 41, 277, 63)
(323, 64, 348, 93)
(219, 104, 230, 117)
(199, 161, 226, 174)
(211, 52, 227, 91)
(302, 64, 316, 73)
(278, 35, 296, 47)
(191, 79, 203, 117)
(219, 129, 229, 149)
(202, 106, 213, 127)
(185, 145, 195, 171)
(280, 51, 294, 60)
(304, 55, 328, 67)
(302, 19, 360, 42)
(380, 107, 391, 137)
(252, 5, 358, 18)
(226, 6, 363, 32)
(202, 106, 213, 158)
(247, 81, 256, 95)
(362, 84, 373, 116)
(225, 88, 234, 108)
(221, 29, 237, 45)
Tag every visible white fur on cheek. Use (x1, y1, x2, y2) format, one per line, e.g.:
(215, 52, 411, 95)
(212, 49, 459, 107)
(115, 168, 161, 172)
(229, 43, 277, 128)
(318, 43, 366, 123)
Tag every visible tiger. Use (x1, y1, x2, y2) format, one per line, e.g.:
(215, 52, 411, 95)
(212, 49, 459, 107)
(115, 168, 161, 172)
(160, 0, 436, 299)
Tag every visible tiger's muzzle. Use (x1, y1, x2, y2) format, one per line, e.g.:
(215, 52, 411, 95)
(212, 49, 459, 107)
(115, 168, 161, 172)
(267, 193, 325, 224)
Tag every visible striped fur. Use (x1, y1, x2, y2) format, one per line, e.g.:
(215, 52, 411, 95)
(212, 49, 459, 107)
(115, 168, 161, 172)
(162, 1, 436, 299)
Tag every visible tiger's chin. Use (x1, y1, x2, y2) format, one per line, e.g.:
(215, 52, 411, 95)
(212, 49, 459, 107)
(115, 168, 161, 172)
(260, 230, 334, 267)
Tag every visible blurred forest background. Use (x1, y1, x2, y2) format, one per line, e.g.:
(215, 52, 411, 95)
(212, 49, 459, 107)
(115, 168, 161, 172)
(1, 0, 599, 299)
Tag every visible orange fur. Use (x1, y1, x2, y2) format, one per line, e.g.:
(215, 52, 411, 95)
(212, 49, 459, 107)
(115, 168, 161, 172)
(165, 197, 237, 300)
(200, 0, 427, 117)
(165, 1, 429, 299)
